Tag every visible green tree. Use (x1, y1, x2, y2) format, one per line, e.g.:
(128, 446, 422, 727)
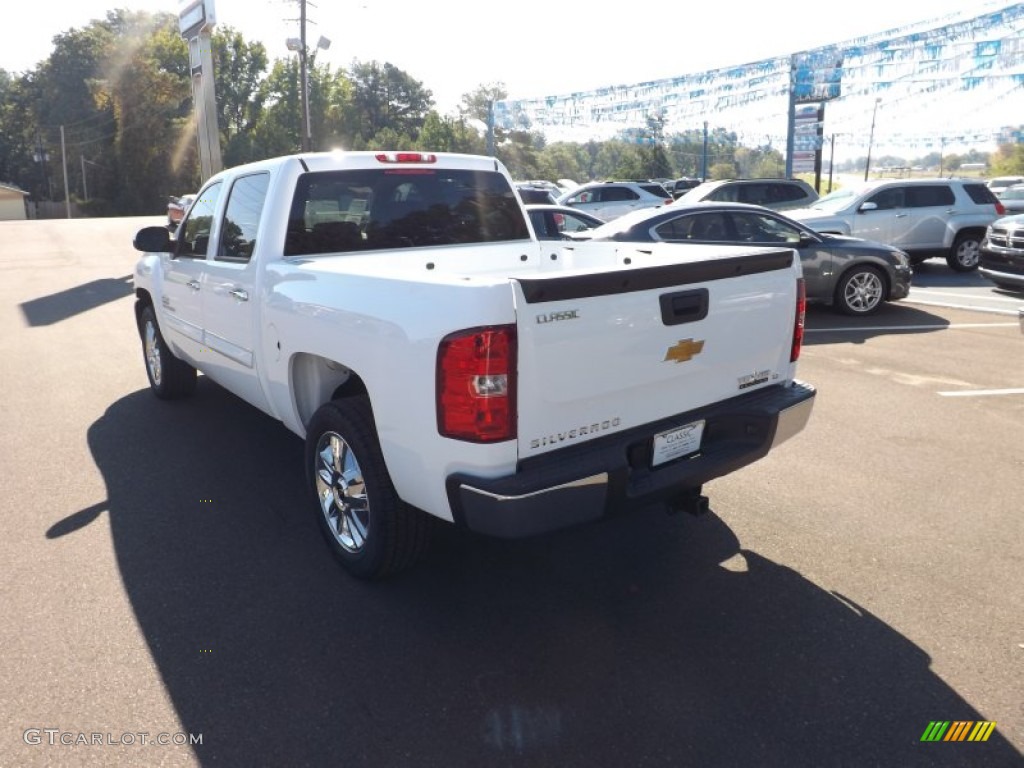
(104, 17, 194, 213)
(212, 27, 268, 166)
(990, 138, 1024, 175)
(251, 59, 303, 156)
(0, 71, 47, 200)
(416, 111, 485, 154)
(347, 61, 433, 145)
(534, 142, 586, 184)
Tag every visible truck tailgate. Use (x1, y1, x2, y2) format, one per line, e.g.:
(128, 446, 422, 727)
(512, 245, 800, 459)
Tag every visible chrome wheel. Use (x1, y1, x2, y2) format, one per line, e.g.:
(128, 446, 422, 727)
(315, 431, 370, 553)
(144, 319, 163, 387)
(842, 270, 884, 314)
(952, 238, 980, 270)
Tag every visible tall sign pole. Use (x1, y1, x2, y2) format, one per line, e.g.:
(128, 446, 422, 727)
(788, 51, 842, 180)
(179, 0, 223, 182)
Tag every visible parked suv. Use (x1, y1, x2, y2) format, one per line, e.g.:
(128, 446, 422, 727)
(787, 178, 1005, 271)
(674, 178, 819, 211)
(665, 177, 702, 198)
(979, 214, 1024, 291)
(986, 176, 1024, 197)
(557, 181, 673, 221)
(515, 184, 558, 205)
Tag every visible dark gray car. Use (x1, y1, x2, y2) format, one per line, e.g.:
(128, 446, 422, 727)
(570, 201, 913, 315)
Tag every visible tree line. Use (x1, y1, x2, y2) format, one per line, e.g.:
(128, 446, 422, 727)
(1, 9, 1022, 217)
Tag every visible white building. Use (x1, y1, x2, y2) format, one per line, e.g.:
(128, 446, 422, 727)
(0, 183, 28, 220)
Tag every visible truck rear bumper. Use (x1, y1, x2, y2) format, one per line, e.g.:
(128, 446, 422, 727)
(447, 380, 816, 538)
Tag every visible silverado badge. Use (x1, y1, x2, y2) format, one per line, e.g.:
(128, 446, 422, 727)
(663, 338, 705, 364)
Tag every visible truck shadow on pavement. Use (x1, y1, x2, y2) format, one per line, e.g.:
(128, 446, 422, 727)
(804, 302, 950, 345)
(72, 380, 1020, 767)
(19, 275, 134, 327)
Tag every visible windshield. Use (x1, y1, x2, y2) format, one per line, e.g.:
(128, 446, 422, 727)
(1000, 186, 1024, 201)
(808, 187, 860, 212)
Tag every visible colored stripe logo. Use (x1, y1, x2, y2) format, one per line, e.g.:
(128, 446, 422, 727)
(921, 721, 997, 742)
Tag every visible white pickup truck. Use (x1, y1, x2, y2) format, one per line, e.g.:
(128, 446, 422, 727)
(132, 151, 815, 579)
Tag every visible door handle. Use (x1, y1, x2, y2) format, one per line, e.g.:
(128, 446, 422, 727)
(187, 280, 200, 291)
(229, 288, 249, 302)
(895, 213, 908, 218)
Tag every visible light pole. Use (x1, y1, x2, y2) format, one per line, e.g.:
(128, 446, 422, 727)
(864, 97, 881, 181)
(286, 31, 331, 152)
(828, 133, 838, 193)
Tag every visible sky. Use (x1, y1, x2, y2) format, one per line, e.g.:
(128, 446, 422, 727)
(3, 0, 1021, 157)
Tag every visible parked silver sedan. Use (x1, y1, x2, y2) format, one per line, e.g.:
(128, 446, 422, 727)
(569, 201, 912, 315)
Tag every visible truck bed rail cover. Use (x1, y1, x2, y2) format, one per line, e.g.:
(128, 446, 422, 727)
(515, 249, 794, 303)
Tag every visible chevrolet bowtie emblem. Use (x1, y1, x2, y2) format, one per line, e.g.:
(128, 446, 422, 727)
(663, 338, 705, 363)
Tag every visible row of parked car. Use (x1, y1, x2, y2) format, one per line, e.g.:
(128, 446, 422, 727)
(165, 170, 1022, 320)
(520, 175, 1024, 310)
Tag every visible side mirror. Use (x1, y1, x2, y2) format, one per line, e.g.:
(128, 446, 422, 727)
(134, 225, 172, 252)
(858, 201, 878, 213)
(797, 231, 818, 247)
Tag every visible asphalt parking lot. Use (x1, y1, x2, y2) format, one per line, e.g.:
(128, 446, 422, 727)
(1, 217, 1022, 767)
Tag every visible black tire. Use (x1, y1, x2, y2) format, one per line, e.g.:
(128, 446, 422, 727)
(138, 305, 197, 399)
(947, 232, 981, 272)
(305, 396, 431, 580)
(834, 265, 886, 316)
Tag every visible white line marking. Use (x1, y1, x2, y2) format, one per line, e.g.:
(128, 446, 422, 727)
(901, 299, 1021, 316)
(806, 323, 1019, 333)
(938, 388, 1024, 397)
(910, 290, 1023, 304)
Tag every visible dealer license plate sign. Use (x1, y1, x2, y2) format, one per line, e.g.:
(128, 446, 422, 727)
(652, 420, 705, 467)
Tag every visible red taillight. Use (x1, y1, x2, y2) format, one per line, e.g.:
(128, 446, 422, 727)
(375, 152, 437, 164)
(995, 201, 1006, 215)
(791, 278, 806, 363)
(437, 326, 516, 442)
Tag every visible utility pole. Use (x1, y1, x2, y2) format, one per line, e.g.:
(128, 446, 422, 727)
(486, 100, 495, 156)
(286, 0, 329, 152)
(300, 0, 310, 152)
(864, 97, 881, 181)
(34, 132, 52, 200)
(80, 155, 88, 201)
(702, 121, 709, 180)
(60, 125, 71, 218)
(828, 134, 837, 193)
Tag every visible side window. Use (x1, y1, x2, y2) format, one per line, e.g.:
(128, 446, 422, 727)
(177, 182, 222, 258)
(599, 187, 637, 202)
(772, 184, 807, 203)
(658, 213, 730, 241)
(562, 213, 597, 233)
(906, 185, 955, 208)
(217, 173, 270, 262)
(653, 215, 694, 240)
(738, 184, 769, 205)
(866, 187, 904, 210)
(707, 185, 738, 202)
(964, 183, 999, 204)
(732, 212, 801, 243)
